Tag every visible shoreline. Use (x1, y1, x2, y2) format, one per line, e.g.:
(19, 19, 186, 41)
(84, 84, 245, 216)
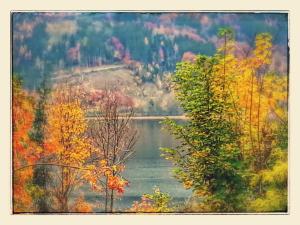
(86, 115, 187, 120)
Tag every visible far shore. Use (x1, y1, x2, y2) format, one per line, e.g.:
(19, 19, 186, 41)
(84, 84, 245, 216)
(86, 115, 187, 120)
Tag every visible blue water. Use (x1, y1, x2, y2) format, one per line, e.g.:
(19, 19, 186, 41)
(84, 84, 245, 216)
(83, 119, 192, 212)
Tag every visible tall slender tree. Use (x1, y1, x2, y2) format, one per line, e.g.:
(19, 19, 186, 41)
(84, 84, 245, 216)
(44, 84, 94, 212)
(162, 54, 245, 212)
(88, 87, 137, 212)
(29, 78, 51, 212)
(12, 75, 41, 212)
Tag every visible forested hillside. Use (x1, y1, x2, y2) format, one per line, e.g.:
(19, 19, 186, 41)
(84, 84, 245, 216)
(12, 12, 288, 115)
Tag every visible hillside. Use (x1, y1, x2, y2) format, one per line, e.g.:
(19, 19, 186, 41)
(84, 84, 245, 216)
(52, 64, 181, 116)
(12, 12, 288, 115)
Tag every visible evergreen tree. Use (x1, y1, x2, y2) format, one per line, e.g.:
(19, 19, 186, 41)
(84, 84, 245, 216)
(29, 78, 51, 212)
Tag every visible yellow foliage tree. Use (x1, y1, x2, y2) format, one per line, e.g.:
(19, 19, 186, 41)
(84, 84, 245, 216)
(44, 85, 94, 212)
(233, 33, 287, 173)
(220, 31, 288, 210)
(215, 31, 287, 172)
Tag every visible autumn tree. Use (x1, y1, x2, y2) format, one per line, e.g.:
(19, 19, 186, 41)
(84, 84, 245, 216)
(162, 53, 246, 212)
(88, 87, 137, 212)
(12, 75, 42, 212)
(221, 31, 288, 211)
(236, 33, 288, 211)
(163, 28, 288, 212)
(43, 84, 94, 212)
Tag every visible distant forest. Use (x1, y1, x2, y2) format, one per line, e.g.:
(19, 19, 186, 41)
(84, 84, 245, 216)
(12, 13, 288, 115)
(12, 13, 288, 87)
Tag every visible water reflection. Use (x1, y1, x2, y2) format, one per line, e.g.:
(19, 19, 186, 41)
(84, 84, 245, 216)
(83, 119, 192, 212)
(115, 119, 191, 211)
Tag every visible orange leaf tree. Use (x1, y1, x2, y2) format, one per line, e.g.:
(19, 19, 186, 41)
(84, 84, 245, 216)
(87, 87, 137, 212)
(12, 75, 42, 212)
(43, 84, 96, 212)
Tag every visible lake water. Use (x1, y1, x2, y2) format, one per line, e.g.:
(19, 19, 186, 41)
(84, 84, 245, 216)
(84, 119, 192, 212)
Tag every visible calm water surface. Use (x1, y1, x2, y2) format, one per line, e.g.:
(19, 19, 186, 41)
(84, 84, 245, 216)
(84, 119, 192, 212)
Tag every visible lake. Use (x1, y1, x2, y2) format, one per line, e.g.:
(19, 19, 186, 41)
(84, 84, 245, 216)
(84, 119, 192, 212)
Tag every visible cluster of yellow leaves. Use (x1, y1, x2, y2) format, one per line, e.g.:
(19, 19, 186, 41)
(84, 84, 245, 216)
(129, 195, 157, 213)
(46, 98, 91, 167)
(253, 33, 273, 67)
(42, 88, 95, 211)
(248, 151, 287, 212)
(215, 33, 287, 171)
(70, 195, 93, 212)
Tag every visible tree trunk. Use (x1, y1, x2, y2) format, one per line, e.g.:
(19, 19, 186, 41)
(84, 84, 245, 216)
(105, 176, 108, 212)
(110, 189, 114, 213)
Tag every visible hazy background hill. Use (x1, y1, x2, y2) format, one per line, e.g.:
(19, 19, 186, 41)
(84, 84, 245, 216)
(12, 12, 288, 115)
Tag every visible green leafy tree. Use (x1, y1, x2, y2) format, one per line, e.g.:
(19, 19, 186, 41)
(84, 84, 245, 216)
(162, 54, 246, 212)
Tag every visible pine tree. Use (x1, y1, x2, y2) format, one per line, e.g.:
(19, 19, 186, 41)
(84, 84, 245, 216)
(29, 78, 51, 212)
